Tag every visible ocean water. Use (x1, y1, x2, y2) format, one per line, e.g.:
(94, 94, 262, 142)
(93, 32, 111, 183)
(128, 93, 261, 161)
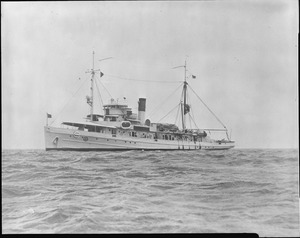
(2, 149, 299, 236)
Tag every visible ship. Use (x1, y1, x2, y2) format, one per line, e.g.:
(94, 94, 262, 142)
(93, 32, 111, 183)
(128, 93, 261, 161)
(44, 52, 235, 151)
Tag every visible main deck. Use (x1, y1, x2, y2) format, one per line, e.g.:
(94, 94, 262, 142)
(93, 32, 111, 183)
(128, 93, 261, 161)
(44, 126, 235, 151)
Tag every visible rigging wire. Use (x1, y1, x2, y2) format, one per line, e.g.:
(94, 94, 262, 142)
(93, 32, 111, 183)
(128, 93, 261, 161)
(108, 57, 174, 71)
(50, 77, 88, 125)
(97, 77, 113, 99)
(188, 113, 200, 130)
(187, 89, 192, 129)
(94, 78, 104, 110)
(174, 99, 181, 126)
(105, 73, 182, 83)
(174, 87, 184, 127)
(190, 107, 199, 129)
(157, 102, 182, 123)
(148, 82, 183, 118)
(187, 89, 199, 129)
(178, 87, 183, 129)
(188, 84, 227, 130)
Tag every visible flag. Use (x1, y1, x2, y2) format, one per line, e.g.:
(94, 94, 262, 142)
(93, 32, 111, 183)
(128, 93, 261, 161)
(184, 104, 190, 114)
(192, 75, 196, 79)
(47, 113, 52, 118)
(100, 71, 104, 77)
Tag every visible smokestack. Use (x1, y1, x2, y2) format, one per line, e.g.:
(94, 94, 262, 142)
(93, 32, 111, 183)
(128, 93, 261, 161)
(138, 98, 146, 125)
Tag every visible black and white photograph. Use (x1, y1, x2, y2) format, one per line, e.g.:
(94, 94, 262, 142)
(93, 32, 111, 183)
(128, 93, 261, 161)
(2, 0, 299, 235)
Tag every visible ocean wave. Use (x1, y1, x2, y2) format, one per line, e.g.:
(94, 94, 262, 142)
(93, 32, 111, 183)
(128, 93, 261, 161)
(2, 149, 299, 235)
(2, 187, 38, 198)
(149, 184, 175, 190)
(198, 180, 273, 190)
(4, 171, 49, 182)
(200, 152, 227, 159)
(42, 210, 69, 224)
(123, 171, 148, 178)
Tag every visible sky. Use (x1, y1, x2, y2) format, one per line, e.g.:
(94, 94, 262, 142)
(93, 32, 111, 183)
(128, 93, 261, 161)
(2, 0, 298, 149)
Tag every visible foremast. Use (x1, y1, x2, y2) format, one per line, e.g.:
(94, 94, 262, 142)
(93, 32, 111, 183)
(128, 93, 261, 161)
(86, 52, 111, 122)
(86, 51, 100, 122)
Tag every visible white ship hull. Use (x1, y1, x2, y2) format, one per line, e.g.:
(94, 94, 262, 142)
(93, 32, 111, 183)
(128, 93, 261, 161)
(44, 126, 235, 151)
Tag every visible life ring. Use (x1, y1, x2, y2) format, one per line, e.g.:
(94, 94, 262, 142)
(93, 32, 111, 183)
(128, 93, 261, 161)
(73, 131, 80, 138)
(121, 121, 131, 129)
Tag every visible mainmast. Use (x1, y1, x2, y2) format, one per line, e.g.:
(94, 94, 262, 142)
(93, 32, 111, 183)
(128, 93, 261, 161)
(173, 60, 189, 131)
(183, 60, 187, 130)
(90, 51, 95, 121)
